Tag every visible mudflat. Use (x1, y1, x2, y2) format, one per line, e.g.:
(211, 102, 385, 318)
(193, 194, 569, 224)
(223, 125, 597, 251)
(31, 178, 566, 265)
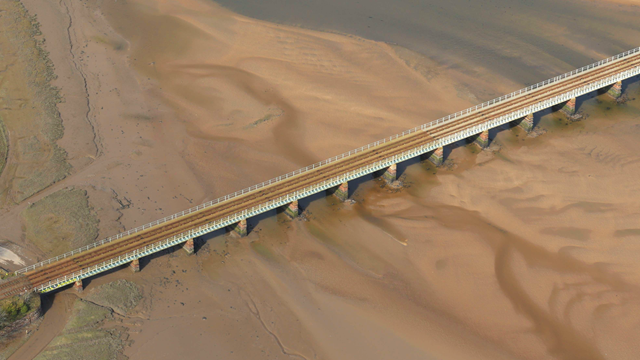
(0, 0, 639, 359)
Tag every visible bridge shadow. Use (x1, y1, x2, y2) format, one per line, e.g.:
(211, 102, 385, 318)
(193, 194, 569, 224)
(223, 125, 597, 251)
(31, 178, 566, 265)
(298, 190, 330, 211)
(622, 73, 640, 93)
(396, 157, 422, 178)
(249, 208, 278, 232)
(34, 73, 640, 313)
(39, 291, 55, 314)
(348, 173, 375, 197)
(199, 228, 226, 247)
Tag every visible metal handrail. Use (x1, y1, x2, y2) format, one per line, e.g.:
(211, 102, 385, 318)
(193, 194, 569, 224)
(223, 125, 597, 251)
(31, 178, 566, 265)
(15, 46, 640, 275)
(31, 66, 640, 292)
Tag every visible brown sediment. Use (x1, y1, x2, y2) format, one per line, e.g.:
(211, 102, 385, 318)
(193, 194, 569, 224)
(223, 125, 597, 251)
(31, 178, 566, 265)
(3, 0, 640, 358)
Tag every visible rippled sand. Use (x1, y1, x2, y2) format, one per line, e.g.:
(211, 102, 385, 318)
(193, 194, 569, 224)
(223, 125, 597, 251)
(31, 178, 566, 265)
(8, 0, 640, 358)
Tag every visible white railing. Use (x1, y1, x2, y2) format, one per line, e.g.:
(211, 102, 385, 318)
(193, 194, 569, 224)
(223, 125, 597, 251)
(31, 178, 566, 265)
(34, 65, 640, 293)
(16, 46, 640, 276)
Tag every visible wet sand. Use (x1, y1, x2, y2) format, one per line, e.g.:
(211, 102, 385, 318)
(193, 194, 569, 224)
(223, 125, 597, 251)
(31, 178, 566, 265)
(2, 0, 640, 358)
(107, 84, 640, 360)
(213, 0, 640, 87)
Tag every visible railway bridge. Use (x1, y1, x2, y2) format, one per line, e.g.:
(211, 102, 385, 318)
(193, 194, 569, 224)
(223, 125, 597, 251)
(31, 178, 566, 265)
(1, 47, 639, 298)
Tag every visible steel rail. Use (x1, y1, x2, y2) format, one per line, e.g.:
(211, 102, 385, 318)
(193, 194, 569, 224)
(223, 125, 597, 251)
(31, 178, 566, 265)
(15, 46, 640, 276)
(6, 47, 639, 295)
(28, 53, 640, 288)
(29, 62, 640, 293)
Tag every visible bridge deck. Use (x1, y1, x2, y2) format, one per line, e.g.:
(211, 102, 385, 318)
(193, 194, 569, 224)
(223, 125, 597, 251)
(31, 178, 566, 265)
(1, 48, 639, 299)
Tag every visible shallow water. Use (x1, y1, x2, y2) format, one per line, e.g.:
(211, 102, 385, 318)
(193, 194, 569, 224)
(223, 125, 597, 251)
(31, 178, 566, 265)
(213, 0, 640, 85)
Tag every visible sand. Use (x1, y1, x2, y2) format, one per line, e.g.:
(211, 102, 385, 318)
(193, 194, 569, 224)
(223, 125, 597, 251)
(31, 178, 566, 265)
(1, 0, 640, 358)
(602, 0, 640, 5)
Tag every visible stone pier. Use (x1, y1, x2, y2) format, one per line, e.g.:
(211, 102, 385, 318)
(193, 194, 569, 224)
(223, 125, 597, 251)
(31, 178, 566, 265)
(130, 259, 140, 272)
(474, 130, 489, 149)
(428, 147, 444, 166)
(285, 200, 299, 218)
(607, 81, 622, 99)
(382, 164, 397, 183)
(183, 238, 195, 255)
(74, 280, 83, 293)
(519, 113, 534, 132)
(561, 98, 576, 116)
(333, 182, 349, 202)
(232, 219, 248, 237)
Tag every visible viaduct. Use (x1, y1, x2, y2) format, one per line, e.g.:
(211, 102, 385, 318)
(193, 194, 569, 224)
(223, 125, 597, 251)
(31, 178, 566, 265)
(1, 47, 639, 298)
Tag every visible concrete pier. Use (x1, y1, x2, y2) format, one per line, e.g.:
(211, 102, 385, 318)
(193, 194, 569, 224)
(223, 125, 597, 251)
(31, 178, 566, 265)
(285, 200, 299, 218)
(233, 219, 248, 237)
(428, 147, 444, 166)
(519, 113, 534, 132)
(130, 259, 140, 272)
(561, 98, 576, 116)
(475, 130, 489, 149)
(607, 80, 622, 99)
(7, 48, 639, 298)
(333, 182, 349, 202)
(382, 164, 397, 183)
(183, 238, 195, 255)
(74, 280, 83, 293)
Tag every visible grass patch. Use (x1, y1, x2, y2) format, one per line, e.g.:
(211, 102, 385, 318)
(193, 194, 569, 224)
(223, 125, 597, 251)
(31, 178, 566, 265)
(35, 320, 124, 360)
(85, 279, 142, 315)
(22, 188, 99, 257)
(34, 280, 141, 360)
(0, 293, 40, 332)
(0, 117, 8, 178)
(64, 300, 113, 332)
(0, 0, 71, 205)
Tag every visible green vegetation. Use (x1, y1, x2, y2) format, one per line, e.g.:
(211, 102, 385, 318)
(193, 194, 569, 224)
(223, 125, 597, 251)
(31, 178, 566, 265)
(34, 301, 124, 360)
(0, 117, 8, 178)
(0, 267, 12, 280)
(0, 293, 40, 332)
(85, 279, 142, 315)
(64, 300, 113, 332)
(22, 188, 99, 257)
(34, 280, 142, 360)
(0, 0, 70, 205)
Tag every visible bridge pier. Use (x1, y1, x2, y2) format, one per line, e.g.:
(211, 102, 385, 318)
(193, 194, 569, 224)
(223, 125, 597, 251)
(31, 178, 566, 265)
(285, 200, 299, 218)
(561, 98, 576, 116)
(130, 259, 140, 272)
(74, 280, 83, 293)
(519, 113, 534, 133)
(607, 80, 622, 99)
(333, 182, 349, 202)
(428, 147, 444, 166)
(183, 238, 195, 255)
(382, 164, 397, 183)
(474, 130, 489, 149)
(232, 219, 248, 237)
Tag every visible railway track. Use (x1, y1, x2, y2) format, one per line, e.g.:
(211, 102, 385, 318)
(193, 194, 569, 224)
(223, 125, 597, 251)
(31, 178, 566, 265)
(1, 50, 638, 300)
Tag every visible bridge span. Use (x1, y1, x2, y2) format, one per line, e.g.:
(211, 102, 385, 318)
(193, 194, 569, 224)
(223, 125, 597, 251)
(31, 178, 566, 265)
(1, 47, 639, 298)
